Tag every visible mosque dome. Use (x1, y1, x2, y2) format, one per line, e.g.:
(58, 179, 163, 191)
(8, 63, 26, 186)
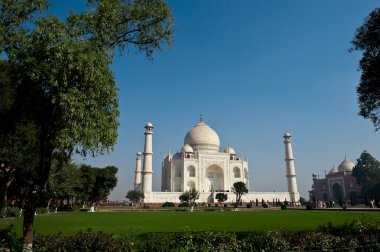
(182, 144, 194, 153)
(338, 158, 355, 172)
(328, 165, 338, 174)
(224, 146, 236, 155)
(184, 120, 220, 152)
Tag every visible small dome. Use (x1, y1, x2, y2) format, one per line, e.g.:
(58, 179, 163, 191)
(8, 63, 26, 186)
(146, 121, 153, 128)
(338, 158, 355, 172)
(182, 144, 194, 153)
(137, 151, 142, 155)
(184, 120, 220, 152)
(283, 131, 291, 137)
(224, 146, 236, 155)
(329, 165, 338, 174)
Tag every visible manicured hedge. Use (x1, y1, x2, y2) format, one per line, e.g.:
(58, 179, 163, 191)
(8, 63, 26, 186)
(2, 220, 380, 251)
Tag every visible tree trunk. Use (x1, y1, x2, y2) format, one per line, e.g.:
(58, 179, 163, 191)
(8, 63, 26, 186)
(23, 193, 38, 251)
(22, 136, 53, 250)
(46, 198, 52, 213)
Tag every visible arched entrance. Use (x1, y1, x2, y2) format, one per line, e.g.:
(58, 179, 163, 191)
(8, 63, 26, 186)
(332, 183, 342, 201)
(350, 191, 357, 204)
(206, 165, 224, 191)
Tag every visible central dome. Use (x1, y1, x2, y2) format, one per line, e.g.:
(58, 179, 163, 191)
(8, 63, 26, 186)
(184, 120, 220, 152)
(338, 158, 355, 172)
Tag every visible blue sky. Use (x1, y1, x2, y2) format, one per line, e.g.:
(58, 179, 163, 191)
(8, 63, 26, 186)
(60, 0, 380, 200)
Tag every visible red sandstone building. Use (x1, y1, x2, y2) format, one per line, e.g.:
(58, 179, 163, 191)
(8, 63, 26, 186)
(309, 158, 362, 203)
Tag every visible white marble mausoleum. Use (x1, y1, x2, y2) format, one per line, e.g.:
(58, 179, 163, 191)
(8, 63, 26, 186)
(133, 118, 300, 204)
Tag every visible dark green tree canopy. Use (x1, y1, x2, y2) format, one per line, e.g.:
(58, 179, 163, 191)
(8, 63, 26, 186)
(233, 181, 248, 204)
(352, 151, 380, 198)
(351, 8, 380, 130)
(215, 192, 228, 203)
(126, 190, 145, 203)
(179, 188, 199, 207)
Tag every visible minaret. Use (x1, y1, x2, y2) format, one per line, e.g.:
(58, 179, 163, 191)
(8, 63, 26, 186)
(142, 121, 153, 193)
(283, 130, 299, 202)
(134, 152, 143, 191)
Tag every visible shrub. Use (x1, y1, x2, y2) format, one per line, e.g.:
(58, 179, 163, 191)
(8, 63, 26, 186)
(281, 203, 287, 210)
(246, 203, 252, 208)
(224, 203, 228, 208)
(161, 202, 175, 207)
(0, 225, 21, 251)
(34, 229, 126, 252)
(142, 205, 150, 209)
(262, 203, 268, 208)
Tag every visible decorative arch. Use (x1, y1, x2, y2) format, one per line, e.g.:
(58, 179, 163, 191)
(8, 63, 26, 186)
(187, 181, 195, 191)
(205, 165, 224, 191)
(332, 183, 342, 201)
(350, 191, 357, 204)
(233, 167, 241, 178)
(187, 165, 195, 177)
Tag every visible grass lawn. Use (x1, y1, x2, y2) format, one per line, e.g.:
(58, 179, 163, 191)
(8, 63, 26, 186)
(1, 210, 380, 237)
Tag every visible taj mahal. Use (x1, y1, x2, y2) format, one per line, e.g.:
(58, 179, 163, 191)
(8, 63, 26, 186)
(133, 118, 300, 204)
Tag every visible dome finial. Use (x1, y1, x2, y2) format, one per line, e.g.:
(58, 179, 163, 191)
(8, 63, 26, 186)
(200, 114, 203, 122)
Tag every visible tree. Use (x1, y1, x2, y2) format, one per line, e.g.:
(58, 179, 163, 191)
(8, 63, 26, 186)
(126, 190, 145, 205)
(43, 159, 81, 210)
(232, 181, 248, 205)
(352, 151, 380, 200)
(215, 192, 228, 204)
(88, 166, 118, 203)
(179, 188, 199, 211)
(74, 164, 118, 205)
(0, 60, 40, 217)
(350, 8, 380, 130)
(0, 0, 173, 248)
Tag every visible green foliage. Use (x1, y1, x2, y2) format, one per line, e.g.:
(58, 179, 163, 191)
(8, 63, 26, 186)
(1, 220, 378, 251)
(0, 0, 173, 245)
(90, 166, 118, 202)
(126, 190, 145, 203)
(232, 181, 248, 204)
(352, 151, 380, 198)
(73, 164, 118, 203)
(44, 159, 81, 204)
(161, 202, 175, 207)
(0, 225, 21, 251)
(350, 8, 380, 130)
(33, 229, 126, 252)
(179, 188, 199, 207)
(215, 192, 228, 203)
